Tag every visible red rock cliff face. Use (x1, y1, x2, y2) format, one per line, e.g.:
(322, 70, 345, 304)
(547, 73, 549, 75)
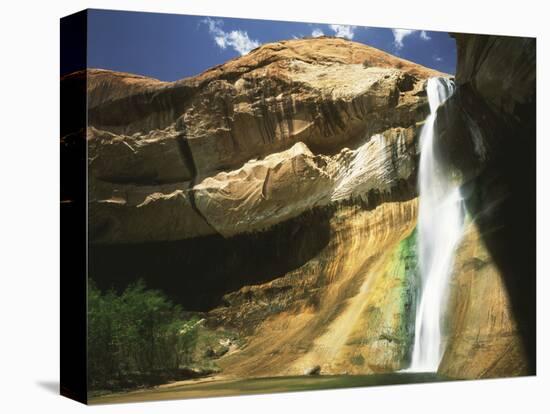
(75, 37, 443, 377)
(82, 37, 445, 244)
(63, 36, 534, 380)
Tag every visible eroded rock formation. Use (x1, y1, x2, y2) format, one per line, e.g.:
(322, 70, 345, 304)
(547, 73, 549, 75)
(214, 201, 418, 377)
(76, 37, 439, 377)
(436, 34, 536, 377)
(84, 37, 443, 243)
(66, 36, 535, 380)
(441, 222, 529, 378)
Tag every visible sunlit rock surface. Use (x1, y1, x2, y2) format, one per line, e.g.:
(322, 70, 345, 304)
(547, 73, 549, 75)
(66, 36, 535, 380)
(439, 222, 529, 378)
(212, 200, 419, 377)
(82, 37, 443, 243)
(81, 39, 437, 377)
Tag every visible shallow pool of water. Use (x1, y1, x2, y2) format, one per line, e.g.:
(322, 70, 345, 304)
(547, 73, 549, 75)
(90, 372, 449, 404)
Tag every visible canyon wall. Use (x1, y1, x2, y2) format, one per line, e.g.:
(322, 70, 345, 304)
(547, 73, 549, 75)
(81, 38, 437, 375)
(85, 37, 443, 244)
(64, 36, 536, 379)
(437, 34, 536, 377)
(440, 221, 529, 378)
(77, 37, 441, 376)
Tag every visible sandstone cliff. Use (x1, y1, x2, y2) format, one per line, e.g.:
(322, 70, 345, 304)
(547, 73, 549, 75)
(69, 35, 535, 380)
(77, 37, 442, 377)
(83, 37, 444, 243)
(440, 221, 529, 378)
(436, 34, 536, 377)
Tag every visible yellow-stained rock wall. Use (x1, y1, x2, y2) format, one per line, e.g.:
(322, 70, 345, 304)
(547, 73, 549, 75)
(215, 199, 418, 377)
(439, 222, 529, 378)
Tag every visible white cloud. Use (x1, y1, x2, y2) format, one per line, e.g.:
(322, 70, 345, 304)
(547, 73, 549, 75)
(311, 28, 325, 37)
(392, 29, 415, 49)
(420, 30, 431, 40)
(329, 24, 357, 39)
(392, 29, 432, 49)
(202, 18, 260, 55)
(434, 56, 443, 62)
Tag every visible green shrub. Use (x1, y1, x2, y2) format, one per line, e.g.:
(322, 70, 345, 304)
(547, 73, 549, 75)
(87, 279, 199, 390)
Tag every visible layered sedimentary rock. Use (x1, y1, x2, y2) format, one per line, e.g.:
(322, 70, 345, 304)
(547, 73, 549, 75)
(71, 35, 535, 380)
(78, 37, 440, 376)
(83, 37, 444, 243)
(440, 221, 529, 378)
(213, 200, 418, 377)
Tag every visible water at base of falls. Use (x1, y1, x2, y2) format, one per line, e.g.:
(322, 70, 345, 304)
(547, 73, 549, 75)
(407, 77, 465, 373)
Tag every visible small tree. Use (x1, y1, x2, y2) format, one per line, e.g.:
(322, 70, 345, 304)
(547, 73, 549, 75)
(87, 279, 199, 390)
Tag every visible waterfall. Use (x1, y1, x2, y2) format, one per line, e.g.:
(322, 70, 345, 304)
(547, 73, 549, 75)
(408, 77, 465, 372)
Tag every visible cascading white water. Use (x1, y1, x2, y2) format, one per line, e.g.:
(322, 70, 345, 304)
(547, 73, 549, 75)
(408, 77, 465, 372)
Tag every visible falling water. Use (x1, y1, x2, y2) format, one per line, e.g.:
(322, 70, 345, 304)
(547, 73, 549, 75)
(408, 77, 465, 372)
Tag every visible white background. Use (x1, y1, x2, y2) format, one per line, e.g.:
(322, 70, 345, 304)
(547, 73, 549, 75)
(0, 0, 547, 412)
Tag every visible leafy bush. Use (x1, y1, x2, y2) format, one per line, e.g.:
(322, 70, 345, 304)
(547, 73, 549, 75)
(88, 279, 200, 390)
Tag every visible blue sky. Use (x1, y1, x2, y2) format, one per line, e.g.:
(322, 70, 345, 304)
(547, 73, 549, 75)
(85, 9, 456, 81)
